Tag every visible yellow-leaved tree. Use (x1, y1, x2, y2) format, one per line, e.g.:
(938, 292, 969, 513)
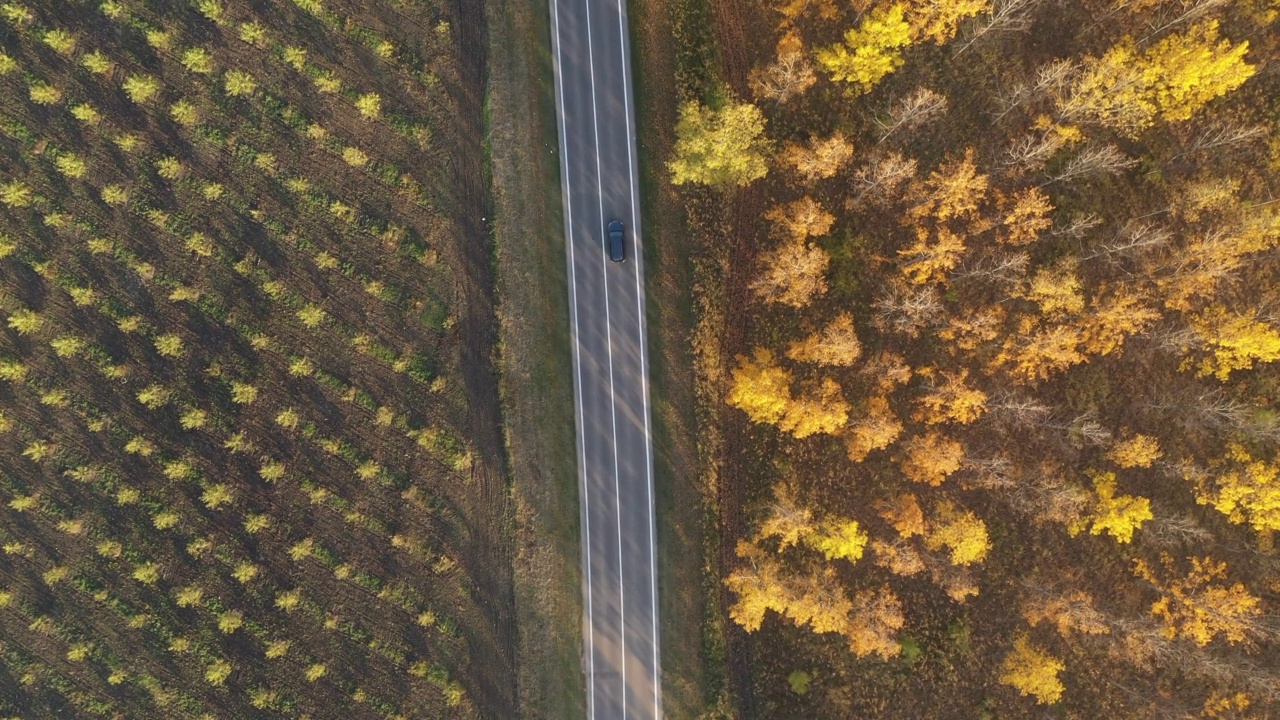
(669, 100, 771, 187)
(786, 312, 862, 366)
(756, 484, 869, 562)
(904, 0, 990, 44)
(1192, 444, 1280, 534)
(816, 4, 912, 94)
(999, 634, 1066, 704)
(727, 350, 849, 438)
(778, 131, 854, 184)
(1108, 434, 1163, 468)
(778, 378, 850, 438)
(1077, 471, 1152, 544)
(900, 431, 964, 486)
(924, 500, 990, 565)
(913, 368, 988, 425)
(1182, 305, 1280, 381)
(845, 395, 904, 461)
(727, 348, 792, 425)
(1132, 554, 1263, 647)
(725, 541, 852, 634)
(1059, 21, 1255, 135)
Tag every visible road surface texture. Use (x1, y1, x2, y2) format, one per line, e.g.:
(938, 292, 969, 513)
(549, 0, 661, 717)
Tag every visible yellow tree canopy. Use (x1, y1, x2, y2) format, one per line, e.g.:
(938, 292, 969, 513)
(1108, 434, 1163, 469)
(905, 0, 990, 44)
(725, 541, 855, 636)
(999, 634, 1066, 704)
(924, 500, 990, 565)
(727, 348, 793, 425)
(750, 237, 831, 307)
(845, 395, 904, 461)
(1146, 20, 1255, 123)
(816, 4, 912, 94)
(786, 312, 862, 366)
(778, 131, 855, 184)
(1061, 21, 1255, 135)
(756, 483, 815, 550)
(1083, 471, 1152, 544)
(1194, 444, 1280, 534)
(808, 518, 869, 562)
(669, 100, 771, 187)
(900, 431, 964, 486)
(1133, 554, 1263, 647)
(1184, 305, 1280, 381)
(779, 377, 850, 438)
(913, 368, 988, 425)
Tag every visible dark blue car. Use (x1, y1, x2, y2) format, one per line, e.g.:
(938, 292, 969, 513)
(607, 219, 625, 263)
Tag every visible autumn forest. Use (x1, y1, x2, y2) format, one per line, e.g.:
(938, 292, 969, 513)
(662, 0, 1280, 716)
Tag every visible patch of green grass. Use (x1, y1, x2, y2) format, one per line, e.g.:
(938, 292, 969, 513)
(788, 670, 812, 695)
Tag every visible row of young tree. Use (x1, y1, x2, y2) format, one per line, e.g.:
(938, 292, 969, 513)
(670, 0, 1280, 715)
(0, 1, 497, 717)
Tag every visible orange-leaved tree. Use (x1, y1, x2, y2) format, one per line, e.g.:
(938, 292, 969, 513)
(778, 131, 854, 184)
(750, 237, 831, 307)
(749, 31, 818, 103)
(786, 312, 862, 366)
(913, 368, 988, 425)
(845, 395, 904, 461)
(900, 431, 964, 485)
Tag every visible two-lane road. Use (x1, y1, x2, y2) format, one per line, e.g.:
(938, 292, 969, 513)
(549, 0, 661, 717)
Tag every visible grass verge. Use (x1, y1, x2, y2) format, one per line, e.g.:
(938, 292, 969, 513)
(629, 0, 728, 716)
(485, 0, 585, 717)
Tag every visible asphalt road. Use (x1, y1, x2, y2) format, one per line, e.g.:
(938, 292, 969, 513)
(548, 0, 661, 717)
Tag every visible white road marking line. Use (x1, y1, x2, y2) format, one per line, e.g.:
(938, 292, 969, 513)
(582, 0, 628, 716)
(549, 1, 596, 717)
(614, 0, 662, 715)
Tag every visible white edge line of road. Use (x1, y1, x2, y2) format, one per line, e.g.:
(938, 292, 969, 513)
(548, 0, 597, 718)
(583, 0, 630, 716)
(615, 0, 662, 717)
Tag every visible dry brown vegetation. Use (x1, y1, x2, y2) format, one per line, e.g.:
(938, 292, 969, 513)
(663, 0, 1280, 716)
